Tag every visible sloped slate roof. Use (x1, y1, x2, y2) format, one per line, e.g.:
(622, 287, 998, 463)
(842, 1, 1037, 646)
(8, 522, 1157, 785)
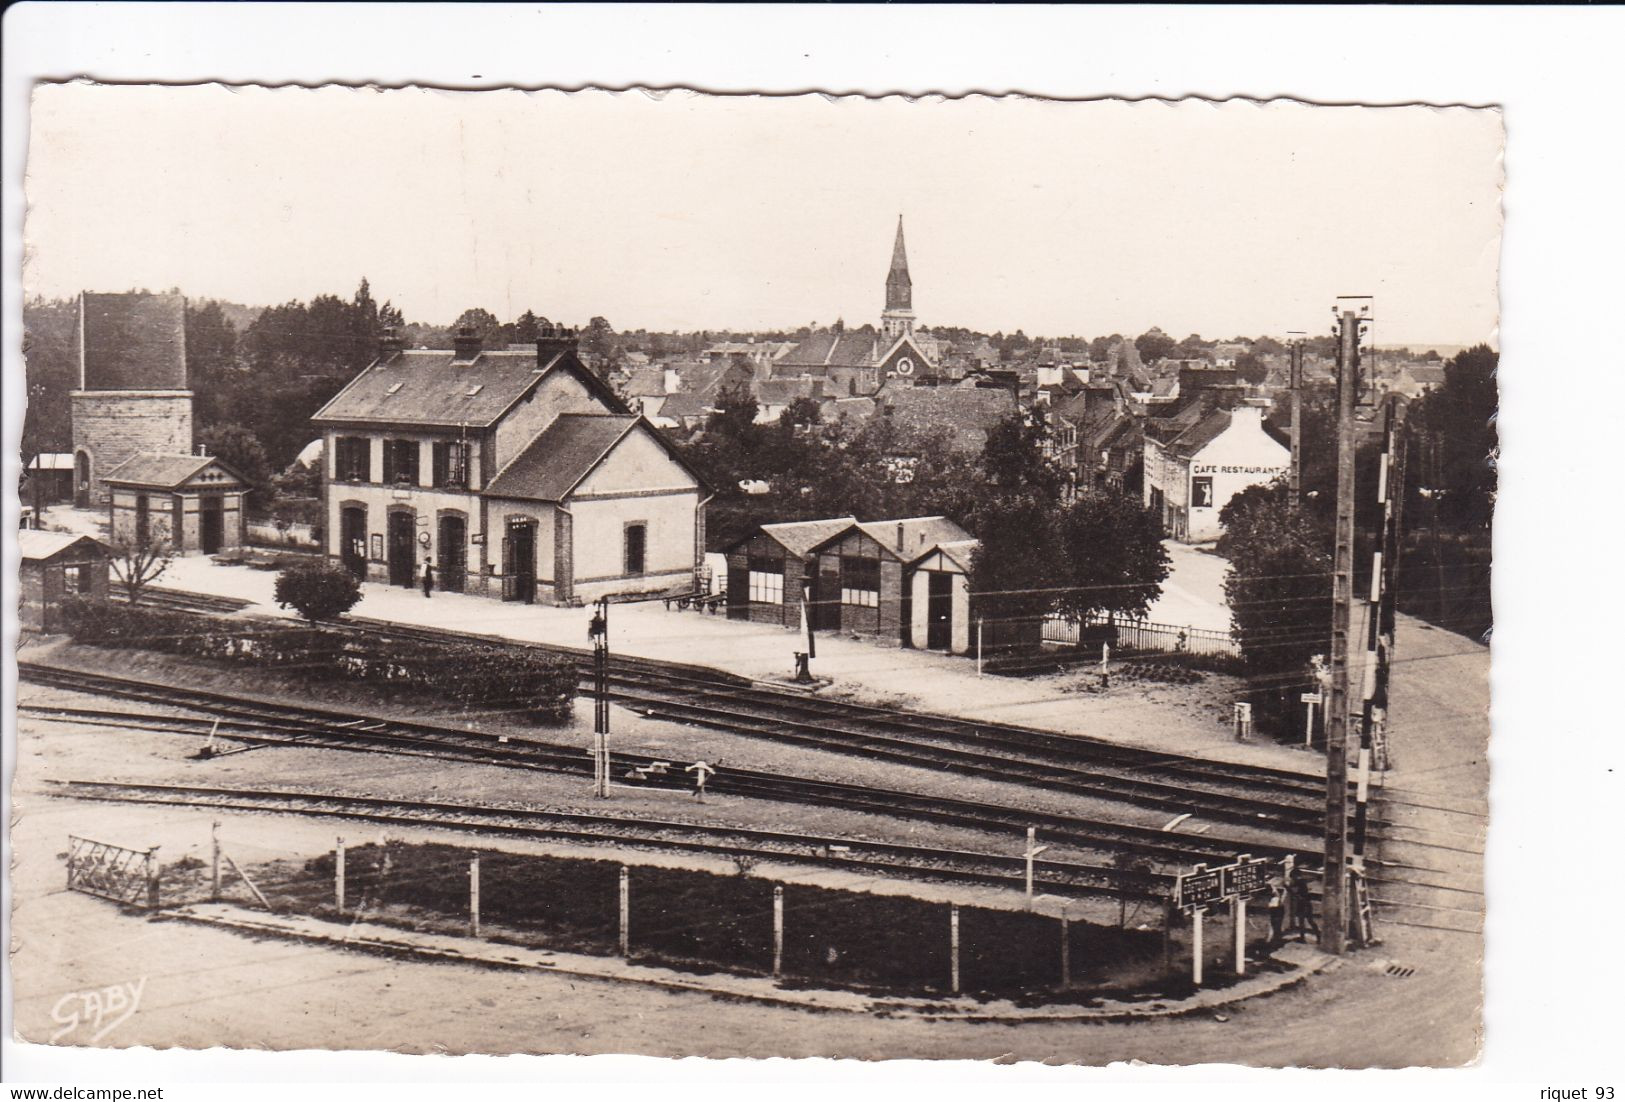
(1168, 409, 1234, 459)
(483, 414, 637, 501)
(18, 530, 105, 562)
(78, 292, 188, 391)
(780, 331, 880, 368)
(103, 452, 243, 489)
(621, 366, 668, 397)
(656, 391, 716, 419)
(909, 537, 980, 573)
(745, 516, 860, 557)
(314, 348, 624, 428)
(850, 516, 974, 561)
(877, 386, 1016, 452)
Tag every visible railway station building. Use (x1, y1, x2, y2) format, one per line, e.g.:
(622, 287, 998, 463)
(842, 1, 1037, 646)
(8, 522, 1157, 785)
(103, 452, 249, 556)
(312, 324, 708, 605)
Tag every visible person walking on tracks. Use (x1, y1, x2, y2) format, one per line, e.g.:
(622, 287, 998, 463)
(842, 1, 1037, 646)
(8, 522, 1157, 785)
(421, 558, 434, 599)
(685, 760, 715, 802)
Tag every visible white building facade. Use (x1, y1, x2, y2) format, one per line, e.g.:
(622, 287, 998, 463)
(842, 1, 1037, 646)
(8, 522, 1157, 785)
(1143, 403, 1290, 543)
(313, 326, 708, 605)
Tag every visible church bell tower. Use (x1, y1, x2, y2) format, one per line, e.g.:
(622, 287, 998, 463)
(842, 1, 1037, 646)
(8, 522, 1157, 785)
(881, 215, 916, 341)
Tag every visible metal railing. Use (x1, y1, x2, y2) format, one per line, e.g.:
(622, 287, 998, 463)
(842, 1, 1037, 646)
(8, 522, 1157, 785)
(1041, 613, 1239, 659)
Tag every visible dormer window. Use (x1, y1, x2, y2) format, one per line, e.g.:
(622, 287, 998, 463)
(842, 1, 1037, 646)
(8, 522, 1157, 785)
(466, 384, 484, 397)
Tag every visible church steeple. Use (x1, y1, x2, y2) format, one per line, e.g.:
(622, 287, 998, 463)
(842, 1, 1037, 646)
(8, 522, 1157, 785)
(882, 215, 916, 339)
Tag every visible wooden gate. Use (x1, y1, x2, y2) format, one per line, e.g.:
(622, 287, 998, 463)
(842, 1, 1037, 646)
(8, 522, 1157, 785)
(66, 835, 160, 909)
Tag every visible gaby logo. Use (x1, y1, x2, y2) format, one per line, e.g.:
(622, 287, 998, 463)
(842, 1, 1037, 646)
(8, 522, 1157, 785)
(49, 977, 146, 1044)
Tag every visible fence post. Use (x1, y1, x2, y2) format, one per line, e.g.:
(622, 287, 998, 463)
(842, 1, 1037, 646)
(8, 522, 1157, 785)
(145, 847, 161, 910)
(1233, 894, 1246, 977)
(211, 821, 222, 902)
(335, 837, 346, 914)
(773, 885, 784, 979)
(1192, 907, 1206, 988)
(1059, 914, 1071, 989)
(619, 865, 630, 958)
(469, 854, 481, 938)
(949, 905, 961, 995)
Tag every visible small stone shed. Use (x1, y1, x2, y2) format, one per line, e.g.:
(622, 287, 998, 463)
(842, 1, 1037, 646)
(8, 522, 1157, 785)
(18, 530, 109, 632)
(103, 453, 248, 556)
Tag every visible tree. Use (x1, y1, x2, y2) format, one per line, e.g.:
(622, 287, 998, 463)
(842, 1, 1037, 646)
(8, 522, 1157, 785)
(274, 560, 363, 622)
(980, 409, 1062, 503)
(110, 522, 175, 605)
(197, 423, 273, 492)
(1221, 482, 1332, 731)
(1134, 327, 1176, 365)
(966, 496, 1064, 638)
(453, 307, 505, 341)
(1234, 350, 1269, 385)
(1053, 492, 1171, 624)
(778, 396, 823, 431)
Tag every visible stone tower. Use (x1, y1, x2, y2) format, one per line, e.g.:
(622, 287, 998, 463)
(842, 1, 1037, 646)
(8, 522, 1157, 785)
(70, 292, 194, 505)
(881, 215, 916, 341)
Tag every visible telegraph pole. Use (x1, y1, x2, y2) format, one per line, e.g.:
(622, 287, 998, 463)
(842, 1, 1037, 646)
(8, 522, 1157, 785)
(590, 597, 610, 798)
(1322, 303, 1366, 955)
(1287, 334, 1306, 508)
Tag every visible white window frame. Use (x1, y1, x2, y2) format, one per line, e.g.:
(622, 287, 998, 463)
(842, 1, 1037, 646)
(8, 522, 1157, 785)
(748, 569, 784, 605)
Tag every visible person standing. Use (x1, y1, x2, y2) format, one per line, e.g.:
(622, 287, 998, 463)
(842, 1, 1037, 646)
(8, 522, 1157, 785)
(421, 557, 434, 599)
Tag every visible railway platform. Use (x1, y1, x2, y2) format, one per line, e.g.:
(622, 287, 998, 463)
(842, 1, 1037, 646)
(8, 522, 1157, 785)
(146, 551, 1315, 773)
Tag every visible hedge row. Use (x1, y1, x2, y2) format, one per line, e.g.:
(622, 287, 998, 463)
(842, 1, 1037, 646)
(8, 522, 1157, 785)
(58, 597, 577, 723)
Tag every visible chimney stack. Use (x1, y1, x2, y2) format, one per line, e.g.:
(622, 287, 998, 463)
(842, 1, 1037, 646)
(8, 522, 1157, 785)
(535, 319, 580, 360)
(378, 326, 406, 358)
(452, 325, 483, 362)
(896, 522, 905, 551)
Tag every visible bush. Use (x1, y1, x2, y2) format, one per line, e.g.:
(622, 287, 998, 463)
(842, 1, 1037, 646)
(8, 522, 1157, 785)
(274, 560, 363, 622)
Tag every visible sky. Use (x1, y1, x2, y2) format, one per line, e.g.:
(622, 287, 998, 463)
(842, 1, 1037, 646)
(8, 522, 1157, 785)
(24, 84, 1502, 346)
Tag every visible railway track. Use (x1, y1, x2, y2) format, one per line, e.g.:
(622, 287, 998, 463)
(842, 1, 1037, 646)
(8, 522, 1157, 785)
(111, 588, 254, 616)
(18, 662, 1483, 922)
(43, 779, 1173, 901)
(344, 618, 1342, 828)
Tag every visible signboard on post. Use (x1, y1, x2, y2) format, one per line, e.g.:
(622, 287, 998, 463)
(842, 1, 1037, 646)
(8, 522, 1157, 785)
(1222, 854, 1272, 899)
(1175, 864, 1225, 911)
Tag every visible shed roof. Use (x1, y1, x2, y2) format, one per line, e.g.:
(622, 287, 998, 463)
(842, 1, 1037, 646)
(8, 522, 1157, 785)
(819, 515, 974, 561)
(741, 516, 859, 557)
(18, 530, 105, 562)
(909, 537, 980, 573)
(102, 452, 246, 490)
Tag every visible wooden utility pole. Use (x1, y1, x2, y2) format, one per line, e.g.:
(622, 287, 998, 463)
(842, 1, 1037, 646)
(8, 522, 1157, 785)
(590, 598, 610, 798)
(1322, 306, 1363, 956)
(469, 854, 481, 937)
(1288, 335, 1305, 507)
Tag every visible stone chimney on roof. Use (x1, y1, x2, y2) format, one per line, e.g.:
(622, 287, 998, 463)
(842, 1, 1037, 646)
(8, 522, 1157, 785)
(378, 326, 406, 358)
(535, 320, 579, 360)
(452, 326, 483, 363)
